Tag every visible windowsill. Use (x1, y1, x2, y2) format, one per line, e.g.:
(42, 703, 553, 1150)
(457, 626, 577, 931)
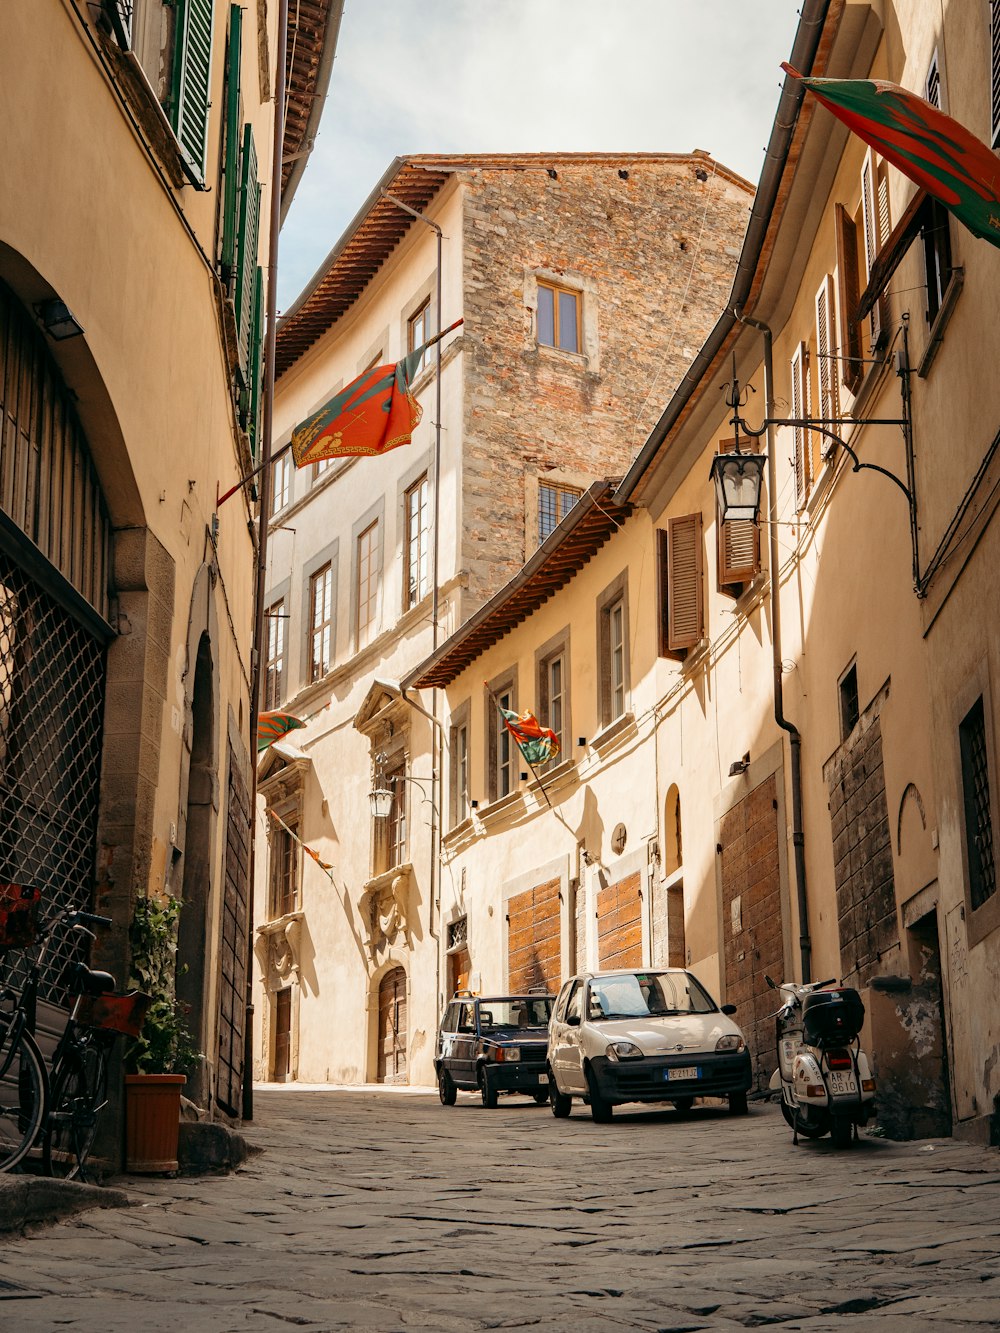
(526, 757, 578, 795)
(591, 711, 637, 755)
(680, 639, 710, 676)
(443, 815, 475, 847)
(257, 908, 305, 935)
(362, 862, 413, 898)
(917, 268, 964, 379)
(531, 344, 595, 376)
(477, 789, 526, 824)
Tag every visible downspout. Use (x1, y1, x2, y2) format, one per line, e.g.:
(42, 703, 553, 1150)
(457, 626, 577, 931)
(736, 312, 812, 983)
(244, 0, 289, 1119)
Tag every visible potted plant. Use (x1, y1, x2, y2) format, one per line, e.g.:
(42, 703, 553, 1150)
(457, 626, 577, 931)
(124, 894, 200, 1174)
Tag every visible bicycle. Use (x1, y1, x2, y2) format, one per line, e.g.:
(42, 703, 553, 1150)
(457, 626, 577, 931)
(0, 884, 150, 1178)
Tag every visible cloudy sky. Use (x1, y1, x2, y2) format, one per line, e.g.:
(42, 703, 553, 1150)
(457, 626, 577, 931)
(278, 2, 803, 310)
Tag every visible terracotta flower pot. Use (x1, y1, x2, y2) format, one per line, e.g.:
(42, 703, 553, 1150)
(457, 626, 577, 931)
(124, 1073, 186, 1174)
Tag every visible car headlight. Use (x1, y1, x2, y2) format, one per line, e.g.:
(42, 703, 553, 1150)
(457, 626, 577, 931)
(716, 1034, 745, 1053)
(494, 1046, 520, 1062)
(606, 1040, 644, 1061)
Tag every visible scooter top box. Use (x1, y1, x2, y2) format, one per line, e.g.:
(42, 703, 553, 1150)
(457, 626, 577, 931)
(801, 987, 865, 1045)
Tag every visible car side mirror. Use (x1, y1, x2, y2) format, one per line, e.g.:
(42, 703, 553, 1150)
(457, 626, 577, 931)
(566, 1013, 581, 1027)
(721, 1003, 738, 1016)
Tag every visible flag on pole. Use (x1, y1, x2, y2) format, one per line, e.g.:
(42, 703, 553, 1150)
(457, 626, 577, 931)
(783, 63, 1000, 249)
(257, 711, 306, 751)
(291, 319, 464, 466)
(499, 707, 561, 767)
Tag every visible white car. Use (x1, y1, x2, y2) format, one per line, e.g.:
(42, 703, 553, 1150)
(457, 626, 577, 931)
(547, 969, 752, 1122)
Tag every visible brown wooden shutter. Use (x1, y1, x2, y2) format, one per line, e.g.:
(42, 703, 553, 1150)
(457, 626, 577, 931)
(716, 439, 761, 594)
(860, 152, 889, 349)
(657, 528, 682, 660)
(835, 203, 864, 393)
(666, 513, 704, 652)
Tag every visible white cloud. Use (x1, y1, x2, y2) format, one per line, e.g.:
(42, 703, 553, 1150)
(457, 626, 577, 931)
(279, 1, 801, 308)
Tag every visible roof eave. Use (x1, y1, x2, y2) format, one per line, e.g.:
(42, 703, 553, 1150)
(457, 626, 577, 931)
(280, 0, 346, 225)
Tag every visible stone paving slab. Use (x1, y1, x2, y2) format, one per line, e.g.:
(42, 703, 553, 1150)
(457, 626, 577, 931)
(0, 1173, 129, 1234)
(0, 1091, 999, 1329)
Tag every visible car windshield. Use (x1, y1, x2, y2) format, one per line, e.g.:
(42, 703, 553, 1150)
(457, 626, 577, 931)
(477, 998, 552, 1031)
(586, 972, 715, 1021)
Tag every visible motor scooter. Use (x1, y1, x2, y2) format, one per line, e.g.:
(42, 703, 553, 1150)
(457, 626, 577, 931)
(765, 975, 876, 1147)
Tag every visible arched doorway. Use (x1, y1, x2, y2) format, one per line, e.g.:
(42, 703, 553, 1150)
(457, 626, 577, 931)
(177, 632, 214, 1070)
(377, 966, 407, 1083)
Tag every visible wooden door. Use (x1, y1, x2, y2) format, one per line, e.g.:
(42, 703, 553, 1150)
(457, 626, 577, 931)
(720, 773, 783, 1090)
(377, 967, 407, 1083)
(216, 741, 251, 1116)
(448, 945, 471, 996)
(273, 987, 291, 1081)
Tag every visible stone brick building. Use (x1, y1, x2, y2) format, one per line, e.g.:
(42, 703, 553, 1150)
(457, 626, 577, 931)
(255, 152, 753, 1087)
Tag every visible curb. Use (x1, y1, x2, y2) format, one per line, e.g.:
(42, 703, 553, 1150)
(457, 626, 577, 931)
(0, 1175, 130, 1235)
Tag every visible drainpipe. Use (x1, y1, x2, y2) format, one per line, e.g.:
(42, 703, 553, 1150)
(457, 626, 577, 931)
(736, 312, 812, 983)
(244, 0, 289, 1119)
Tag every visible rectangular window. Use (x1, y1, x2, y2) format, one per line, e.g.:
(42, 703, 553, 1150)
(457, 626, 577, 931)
(860, 152, 890, 348)
(407, 299, 431, 376)
(921, 196, 953, 327)
(273, 451, 291, 512)
(309, 563, 333, 683)
(835, 202, 864, 394)
(356, 520, 379, 647)
(404, 474, 429, 610)
(716, 441, 761, 596)
(538, 651, 566, 768)
(658, 515, 704, 660)
(537, 282, 580, 353)
(451, 720, 469, 826)
(960, 697, 997, 911)
(498, 685, 514, 798)
(598, 577, 630, 726)
(538, 481, 582, 543)
(269, 820, 297, 918)
(790, 341, 811, 510)
(992, 0, 1000, 147)
(839, 662, 860, 740)
(373, 755, 408, 874)
(313, 457, 334, 481)
(264, 599, 285, 709)
(608, 601, 625, 721)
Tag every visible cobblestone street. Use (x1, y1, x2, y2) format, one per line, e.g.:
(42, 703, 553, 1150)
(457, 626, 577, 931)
(2, 1088, 1000, 1330)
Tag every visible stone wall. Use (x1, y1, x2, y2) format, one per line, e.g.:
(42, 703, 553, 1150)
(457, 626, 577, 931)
(459, 155, 752, 605)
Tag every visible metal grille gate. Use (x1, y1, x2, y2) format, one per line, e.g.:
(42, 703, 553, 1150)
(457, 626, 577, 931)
(0, 547, 106, 1001)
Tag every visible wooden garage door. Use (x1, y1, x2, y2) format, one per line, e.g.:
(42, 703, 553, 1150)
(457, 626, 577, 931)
(598, 872, 643, 969)
(720, 773, 783, 1090)
(507, 878, 560, 992)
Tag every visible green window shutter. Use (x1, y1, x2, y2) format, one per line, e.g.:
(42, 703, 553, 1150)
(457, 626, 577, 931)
(220, 5, 242, 279)
(235, 123, 261, 376)
(171, 0, 215, 188)
(248, 266, 265, 463)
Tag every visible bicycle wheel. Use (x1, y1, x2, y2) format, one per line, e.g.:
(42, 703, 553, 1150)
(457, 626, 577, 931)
(43, 1038, 108, 1181)
(0, 1028, 47, 1172)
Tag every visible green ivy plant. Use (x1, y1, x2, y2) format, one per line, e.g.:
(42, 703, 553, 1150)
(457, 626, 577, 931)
(126, 894, 201, 1076)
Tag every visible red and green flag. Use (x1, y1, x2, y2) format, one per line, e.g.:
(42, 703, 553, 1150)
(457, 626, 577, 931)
(291, 319, 463, 467)
(783, 63, 1000, 249)
(257, 710, 305, 752)
(500, 707, 560, 767)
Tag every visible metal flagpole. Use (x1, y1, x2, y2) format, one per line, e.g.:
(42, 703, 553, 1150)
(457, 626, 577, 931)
(483, 681, 556, 812)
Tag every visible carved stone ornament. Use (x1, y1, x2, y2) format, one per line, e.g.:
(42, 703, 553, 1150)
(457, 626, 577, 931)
(255, 910, 305, 990)
(359, 865, 412, 964)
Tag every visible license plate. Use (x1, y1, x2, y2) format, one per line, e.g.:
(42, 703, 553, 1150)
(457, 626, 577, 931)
(828, 1071, 858, 1096)
(536, 1073, 548, 1084)
(667, 1066, 700, 1081)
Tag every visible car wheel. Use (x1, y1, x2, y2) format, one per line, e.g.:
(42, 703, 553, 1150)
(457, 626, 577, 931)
(586, 1067, 614, 1123)
(479, 1067, 498, 1109)
(728, 1091, 749, 1116)
(532, 1090, 549, 1105)
(672, 1097, 694, 1114)
(549, 1071, 572, 1118)
(437, 1069, 457, 1106)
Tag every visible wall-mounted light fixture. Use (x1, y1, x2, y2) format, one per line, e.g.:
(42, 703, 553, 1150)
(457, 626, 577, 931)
(36, 299, 84, 341)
